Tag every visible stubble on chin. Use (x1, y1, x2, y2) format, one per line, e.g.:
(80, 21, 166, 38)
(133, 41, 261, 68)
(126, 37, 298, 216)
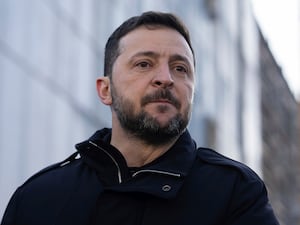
(111, 87, 190, 145)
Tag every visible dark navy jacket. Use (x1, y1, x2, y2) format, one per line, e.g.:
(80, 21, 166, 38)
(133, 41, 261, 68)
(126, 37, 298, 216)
(1, 129, 279, 225)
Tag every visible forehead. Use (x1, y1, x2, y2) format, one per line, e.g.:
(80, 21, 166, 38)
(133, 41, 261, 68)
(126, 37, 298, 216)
(118, 26, 194, 63)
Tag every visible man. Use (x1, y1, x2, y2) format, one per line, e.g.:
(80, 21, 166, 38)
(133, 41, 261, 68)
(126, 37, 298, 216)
(1, 11, 279, 225)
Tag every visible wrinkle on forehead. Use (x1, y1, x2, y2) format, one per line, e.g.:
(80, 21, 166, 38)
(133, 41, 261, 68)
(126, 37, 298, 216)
(118, 26, 194, 65)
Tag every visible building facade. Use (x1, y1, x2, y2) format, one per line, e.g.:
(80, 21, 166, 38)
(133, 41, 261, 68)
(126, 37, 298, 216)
(260, 28, 300, 225)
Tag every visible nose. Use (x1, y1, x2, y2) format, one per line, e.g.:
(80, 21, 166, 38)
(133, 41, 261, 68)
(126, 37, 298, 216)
(152, 65, 174, 88)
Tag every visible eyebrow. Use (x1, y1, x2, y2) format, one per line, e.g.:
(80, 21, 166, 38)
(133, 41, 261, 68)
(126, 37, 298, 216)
(169, 54, 192, 68)
(130, 51, 193, 67)
(130, 51, 159, 60)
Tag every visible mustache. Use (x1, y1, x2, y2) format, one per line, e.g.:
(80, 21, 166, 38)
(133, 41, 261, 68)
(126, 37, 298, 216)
(141, 89, 181, 109)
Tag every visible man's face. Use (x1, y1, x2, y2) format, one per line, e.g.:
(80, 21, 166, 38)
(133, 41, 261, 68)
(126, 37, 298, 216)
(110, 26, 195, 145)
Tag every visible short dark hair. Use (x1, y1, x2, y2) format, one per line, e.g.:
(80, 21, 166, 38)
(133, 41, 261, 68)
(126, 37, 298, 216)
(104, 11, 195, 77)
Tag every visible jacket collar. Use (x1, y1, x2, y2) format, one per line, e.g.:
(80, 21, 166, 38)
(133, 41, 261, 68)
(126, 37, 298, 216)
(75, 128, 198, 199)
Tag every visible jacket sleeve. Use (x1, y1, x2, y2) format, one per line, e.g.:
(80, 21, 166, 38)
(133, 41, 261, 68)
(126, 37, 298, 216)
(1, 188, 21, 225)
(226, 176, 280, 225)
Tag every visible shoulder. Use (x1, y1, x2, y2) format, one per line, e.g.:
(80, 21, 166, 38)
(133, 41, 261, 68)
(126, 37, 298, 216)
(189, 148, 279, 224)
(21, 152, 82, 188)
(191, 148, 269, 208)
(2, 153, 102, 224)
(195, 147, 262, 182)
(15, 152, 101, 199)
(9, 152, 98, 208)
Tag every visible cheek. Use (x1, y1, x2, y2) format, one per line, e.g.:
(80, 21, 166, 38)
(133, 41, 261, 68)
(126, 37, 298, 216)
(118, 87, 144, 110)
(187, 81, 195, 99)
(181, 83, 194, 102)
(189, 88, 195, 103)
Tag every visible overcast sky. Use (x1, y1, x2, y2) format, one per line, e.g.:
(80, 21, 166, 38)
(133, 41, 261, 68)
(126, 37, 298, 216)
(251, 0, 300, 100)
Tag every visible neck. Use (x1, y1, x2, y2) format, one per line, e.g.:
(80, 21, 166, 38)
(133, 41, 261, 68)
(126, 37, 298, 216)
(110, 123, 179, 167)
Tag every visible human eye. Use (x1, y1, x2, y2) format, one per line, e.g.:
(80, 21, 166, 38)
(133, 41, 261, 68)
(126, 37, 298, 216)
(175, 65, 187, 73)
(136, 61, 151, 68)
(136, 61, 150, 68)
(173, 63, 189, 76)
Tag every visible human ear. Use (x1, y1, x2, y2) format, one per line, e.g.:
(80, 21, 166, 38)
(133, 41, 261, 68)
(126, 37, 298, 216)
(96, 77, 112, 105)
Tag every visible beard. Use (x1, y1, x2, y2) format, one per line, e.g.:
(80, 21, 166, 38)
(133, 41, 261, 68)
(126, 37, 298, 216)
(110, 84, 191, 146)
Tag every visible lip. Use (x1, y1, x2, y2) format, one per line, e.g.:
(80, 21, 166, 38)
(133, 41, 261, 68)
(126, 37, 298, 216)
(147, 100, 175, 107)
(141, 92, 181, 109)
(150, 99, 173, 104)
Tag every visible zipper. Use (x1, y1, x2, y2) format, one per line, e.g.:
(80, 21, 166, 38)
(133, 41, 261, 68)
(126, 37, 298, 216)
(88, 141, 181, 182)
(132, 169, 181, 178)
(88, 141, 123, 184)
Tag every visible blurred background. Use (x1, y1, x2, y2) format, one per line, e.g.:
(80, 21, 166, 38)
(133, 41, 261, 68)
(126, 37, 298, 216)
(0, 0, 299, 224)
